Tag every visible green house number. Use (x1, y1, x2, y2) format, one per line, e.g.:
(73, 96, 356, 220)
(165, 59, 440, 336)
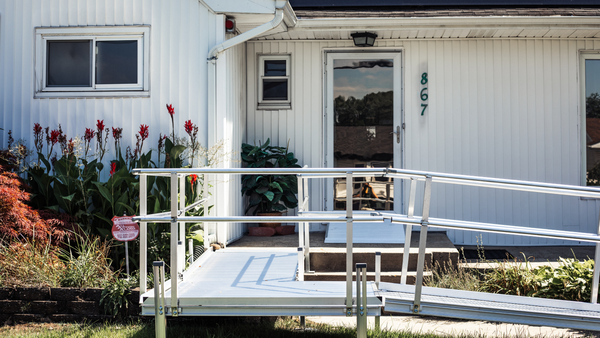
(421, 72, 428, 116)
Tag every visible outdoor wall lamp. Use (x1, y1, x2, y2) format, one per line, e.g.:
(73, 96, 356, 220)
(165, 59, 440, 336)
(351, 32, 377, 47)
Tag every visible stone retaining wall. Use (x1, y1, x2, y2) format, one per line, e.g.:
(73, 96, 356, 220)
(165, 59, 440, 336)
(0, 287, 140, 324)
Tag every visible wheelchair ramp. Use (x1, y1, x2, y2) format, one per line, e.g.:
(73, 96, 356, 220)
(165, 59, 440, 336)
(377, 282, 600, 331)
(140, 248, 382, 316)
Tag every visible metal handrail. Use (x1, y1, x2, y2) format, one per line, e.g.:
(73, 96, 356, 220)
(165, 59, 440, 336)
(135, 166, 600, 319)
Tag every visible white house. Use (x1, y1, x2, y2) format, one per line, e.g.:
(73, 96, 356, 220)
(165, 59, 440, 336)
(1, 0, 600, 246)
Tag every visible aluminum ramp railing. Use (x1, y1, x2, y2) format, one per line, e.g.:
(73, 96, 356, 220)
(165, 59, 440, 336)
(133, 167, 600, 335)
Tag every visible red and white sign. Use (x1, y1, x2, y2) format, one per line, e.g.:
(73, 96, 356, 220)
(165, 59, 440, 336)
(111, 216, 140, 242)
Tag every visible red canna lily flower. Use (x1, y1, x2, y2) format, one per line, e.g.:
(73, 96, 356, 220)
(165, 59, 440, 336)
(110, 162, 117, 176)
(190, 174, 198, 186)
(84, 128, 95, 142)
(33, 123, 42, 135)
(96, 119, 105, 132)
(50, 129, 60, 145)
(112, 127, 123, 141)
(166, 104, 175, 116)
(184, 120, 194, 136)
(139, 124, 149, 141)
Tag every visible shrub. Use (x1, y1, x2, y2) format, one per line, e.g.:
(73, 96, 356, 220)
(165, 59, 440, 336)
(0, 165, 69, 244)
(533, 257, 597, 302)
(0, 240, 66, 287)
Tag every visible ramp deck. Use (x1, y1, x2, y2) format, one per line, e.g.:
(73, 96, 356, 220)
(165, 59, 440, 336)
(140, 248, 382, 317)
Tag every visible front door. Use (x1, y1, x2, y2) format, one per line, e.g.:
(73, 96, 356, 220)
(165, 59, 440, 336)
(325, 52, 403, 243)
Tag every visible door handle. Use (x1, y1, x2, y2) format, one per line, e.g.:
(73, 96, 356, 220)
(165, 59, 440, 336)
(390, 126, 400, 143)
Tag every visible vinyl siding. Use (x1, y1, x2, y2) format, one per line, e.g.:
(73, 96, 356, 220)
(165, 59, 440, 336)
(0, 0, 246, 245)
(247, 38, 600, 245)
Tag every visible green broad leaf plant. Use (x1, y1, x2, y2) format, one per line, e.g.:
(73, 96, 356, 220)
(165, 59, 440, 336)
(241, 139, 301, 215)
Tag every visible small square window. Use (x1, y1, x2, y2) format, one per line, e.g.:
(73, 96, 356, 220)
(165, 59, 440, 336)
(258, 55, 290, 109)
(35, 26, 150, 98)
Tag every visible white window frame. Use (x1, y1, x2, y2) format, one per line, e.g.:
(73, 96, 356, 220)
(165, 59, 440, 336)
(257, 55, 291, 110)
(34, 26, 150, 98)
(580, 51, 600, 186)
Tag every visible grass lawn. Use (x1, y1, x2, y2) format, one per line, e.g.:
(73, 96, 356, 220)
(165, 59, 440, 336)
(0, 317, 472, 338)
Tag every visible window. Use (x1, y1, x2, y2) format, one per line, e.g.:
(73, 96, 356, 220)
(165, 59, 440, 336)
(258, 55, 290, 109)
(581, 53, 600, 185)
(35, 26, 150, 98)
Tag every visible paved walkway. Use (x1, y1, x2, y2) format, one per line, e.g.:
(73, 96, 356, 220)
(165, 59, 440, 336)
(307, 315, 599, 337)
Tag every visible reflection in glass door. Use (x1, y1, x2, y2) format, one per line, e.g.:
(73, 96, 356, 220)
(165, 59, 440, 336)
(333, 58, 394, 211)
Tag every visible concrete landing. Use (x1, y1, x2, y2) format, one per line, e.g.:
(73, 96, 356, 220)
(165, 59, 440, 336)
(229, 231, 458, 284)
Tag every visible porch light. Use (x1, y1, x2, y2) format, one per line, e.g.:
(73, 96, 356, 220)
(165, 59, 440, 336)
(351, 32, 377, 47)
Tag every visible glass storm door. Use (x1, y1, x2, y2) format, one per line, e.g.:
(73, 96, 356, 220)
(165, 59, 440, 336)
(325, 52, 402, 214)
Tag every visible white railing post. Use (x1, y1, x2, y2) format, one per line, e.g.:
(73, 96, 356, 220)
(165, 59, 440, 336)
(401, 178, 418, 285)
(413, 175, 432, 314)
(345, 171, 354, 316)
(203, 173, 210, 250)
(297, 247, 304, 281)
(304, 176, 310, 271)
(592, 209, 600, 304)
(298, 174, 304, 251)
(375, 251, 381, 331)
(140, 174, 148, 295)
(170, 172, 179, 316)
(179, 175, 185, 273)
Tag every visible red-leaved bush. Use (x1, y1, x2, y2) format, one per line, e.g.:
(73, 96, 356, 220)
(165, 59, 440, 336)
(0, 165, 72, 244)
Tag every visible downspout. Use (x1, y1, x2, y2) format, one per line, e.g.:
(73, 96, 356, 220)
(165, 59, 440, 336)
(206, 5, 285, 245)
(207, 6, 285, 148)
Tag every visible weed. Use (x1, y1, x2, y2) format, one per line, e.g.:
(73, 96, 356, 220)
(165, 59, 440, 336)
(479, 253, 540, 296)
(59, 232, 115, 288)
(100, 277, 137, 318)
(0, 239, 65, 287)
(424, 255, 480, 291)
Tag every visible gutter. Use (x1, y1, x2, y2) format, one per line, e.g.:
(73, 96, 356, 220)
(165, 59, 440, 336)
(208, 7, 285, 62)
(292, 16, 600, 31)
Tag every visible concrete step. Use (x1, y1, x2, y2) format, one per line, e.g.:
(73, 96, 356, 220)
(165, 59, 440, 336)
(304, 271, 430, 284)
(308, 232, 459, 273)
(309, 249, 431, 272)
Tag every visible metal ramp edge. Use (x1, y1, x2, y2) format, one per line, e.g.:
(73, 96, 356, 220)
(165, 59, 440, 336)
(377, 282, 600, 331)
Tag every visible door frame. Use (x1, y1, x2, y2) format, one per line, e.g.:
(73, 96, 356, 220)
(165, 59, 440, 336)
(323, 50, 404, 214)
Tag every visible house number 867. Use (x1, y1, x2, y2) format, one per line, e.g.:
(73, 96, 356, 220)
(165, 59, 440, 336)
(421, 72, 428, 116)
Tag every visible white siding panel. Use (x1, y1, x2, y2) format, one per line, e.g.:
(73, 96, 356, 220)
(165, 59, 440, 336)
(247, 37, 600, 245)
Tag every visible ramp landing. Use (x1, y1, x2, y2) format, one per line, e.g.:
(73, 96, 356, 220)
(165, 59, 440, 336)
(141, 248, 382, 317)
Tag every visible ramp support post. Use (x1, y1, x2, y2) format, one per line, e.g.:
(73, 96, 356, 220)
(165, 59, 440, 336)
(346, 172, 354, 316)
(401, 178, 417, 285)
(375, 252, 381, 331)
(356, 263, 367, 338)
(153, 261, 166, 338)
(413, 175, 432, 313)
